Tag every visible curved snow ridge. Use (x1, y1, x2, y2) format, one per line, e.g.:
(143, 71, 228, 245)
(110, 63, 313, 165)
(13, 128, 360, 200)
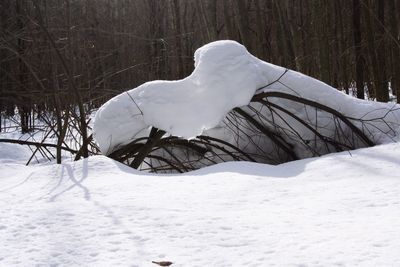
(93, 40, 400, 155)
(93, 41, 268, 154)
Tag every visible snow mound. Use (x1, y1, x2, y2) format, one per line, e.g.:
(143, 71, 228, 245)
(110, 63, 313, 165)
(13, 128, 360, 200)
(94, 41, 267, 154)
(94, 40, 400, 155)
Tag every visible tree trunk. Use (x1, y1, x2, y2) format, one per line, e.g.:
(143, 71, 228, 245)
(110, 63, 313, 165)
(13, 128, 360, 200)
(353, 0, 365, 99)
(233, 0, 251, 48)
(223, 0, 236, 40)
(16, 0, 30, 133)
(375, 0, 389, 102)
(172, 0, 184, 78)
(313, 0, 331, 85)
(388, 0, 400, 102)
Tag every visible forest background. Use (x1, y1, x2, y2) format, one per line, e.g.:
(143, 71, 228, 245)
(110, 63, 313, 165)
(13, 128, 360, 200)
(0, 0, 399, 141)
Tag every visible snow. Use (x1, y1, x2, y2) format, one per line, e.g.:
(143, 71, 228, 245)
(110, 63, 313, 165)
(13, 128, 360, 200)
(2, 40, 400, 266)
(93, 41, 268, 154)
(93, 40, 400, 156)
(1, 141, 400, 266)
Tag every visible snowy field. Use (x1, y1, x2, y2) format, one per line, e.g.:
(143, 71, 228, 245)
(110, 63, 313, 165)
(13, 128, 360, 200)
(1, 40, 400, 266)
(1, 142, 400, 267)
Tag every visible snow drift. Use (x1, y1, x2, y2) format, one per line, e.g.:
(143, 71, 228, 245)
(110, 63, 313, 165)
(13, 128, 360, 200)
(93, 40, 400, 166)
(1, 141, 400, 266)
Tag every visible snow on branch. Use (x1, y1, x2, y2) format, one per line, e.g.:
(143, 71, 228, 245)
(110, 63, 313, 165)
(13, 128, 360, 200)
(93, 40, 400, 172)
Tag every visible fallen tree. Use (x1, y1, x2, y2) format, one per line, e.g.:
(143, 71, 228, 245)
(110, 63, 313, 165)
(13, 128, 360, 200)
(89, 41, 400, 172)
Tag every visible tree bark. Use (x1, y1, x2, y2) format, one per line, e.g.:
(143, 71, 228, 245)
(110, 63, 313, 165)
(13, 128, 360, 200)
(353, 0, 365, 99)
(232, 0, 251, 48)
(388, 0, 400, 102)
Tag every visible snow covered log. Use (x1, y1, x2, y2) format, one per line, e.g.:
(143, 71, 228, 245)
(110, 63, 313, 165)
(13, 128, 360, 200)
(93, 40, 400, 172)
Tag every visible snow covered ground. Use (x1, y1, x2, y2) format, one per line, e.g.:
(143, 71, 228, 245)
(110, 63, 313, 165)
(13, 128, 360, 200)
(2, 39, 400, 266)
(1, 141, 400, 267)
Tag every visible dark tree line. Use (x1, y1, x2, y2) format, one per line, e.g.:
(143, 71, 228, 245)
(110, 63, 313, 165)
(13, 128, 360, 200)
(1, 0, 399, 135)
